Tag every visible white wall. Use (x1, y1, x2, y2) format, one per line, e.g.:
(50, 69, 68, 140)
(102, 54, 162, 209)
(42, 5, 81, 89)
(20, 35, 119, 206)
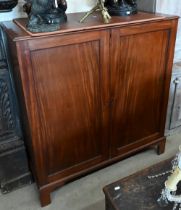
(0, 0, 95, 21)
(156, 0, 181, 62)
(0, 0, 24, 21)
(67, 0, 94, 13)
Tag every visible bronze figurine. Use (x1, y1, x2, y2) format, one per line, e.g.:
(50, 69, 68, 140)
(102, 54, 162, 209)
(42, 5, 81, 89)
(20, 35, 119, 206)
(105, 0, 137, 16)
(0, 0, 18, 11)
(23, 0, 67, 32)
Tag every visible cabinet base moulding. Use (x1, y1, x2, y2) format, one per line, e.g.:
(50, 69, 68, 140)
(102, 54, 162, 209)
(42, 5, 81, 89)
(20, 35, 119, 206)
(39, 138, 165, 207)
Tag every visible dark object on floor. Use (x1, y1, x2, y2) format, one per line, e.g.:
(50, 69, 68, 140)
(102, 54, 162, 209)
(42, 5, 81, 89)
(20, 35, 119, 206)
(0, 25, 32, 193)
(103, 158, 181, 210)
(105, 0, 137, 16)
(23, 0, 67, 32)
(0, 0, 18, 12)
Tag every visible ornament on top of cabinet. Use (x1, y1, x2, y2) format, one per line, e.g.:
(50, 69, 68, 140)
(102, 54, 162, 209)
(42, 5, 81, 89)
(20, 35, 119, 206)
(23, 0, 67, 32)
(0, 0, 18, 12)
(80, 0, 111, 24)
(105, 0, 137, 16)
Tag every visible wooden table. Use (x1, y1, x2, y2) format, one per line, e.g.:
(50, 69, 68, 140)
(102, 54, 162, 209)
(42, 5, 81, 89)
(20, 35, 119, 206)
(103, 158, 179, 210)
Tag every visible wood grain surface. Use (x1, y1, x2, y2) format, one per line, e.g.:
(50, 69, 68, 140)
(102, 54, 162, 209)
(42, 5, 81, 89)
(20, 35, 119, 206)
(1, 12, 178, 207)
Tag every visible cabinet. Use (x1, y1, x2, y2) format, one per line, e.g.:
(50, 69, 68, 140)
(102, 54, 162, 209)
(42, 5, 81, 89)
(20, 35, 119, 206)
(1, 12, 178, 206)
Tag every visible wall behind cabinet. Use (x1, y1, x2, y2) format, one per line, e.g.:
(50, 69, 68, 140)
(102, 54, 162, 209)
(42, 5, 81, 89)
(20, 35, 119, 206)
(0, 0, 95, 21)
(137, 0, 181, 62)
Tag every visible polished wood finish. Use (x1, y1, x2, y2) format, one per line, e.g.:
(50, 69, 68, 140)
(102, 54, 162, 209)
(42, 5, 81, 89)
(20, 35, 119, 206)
(30, 30, 110, 177)
(1, 12, 178, 207)
(110, 26, 170, 157)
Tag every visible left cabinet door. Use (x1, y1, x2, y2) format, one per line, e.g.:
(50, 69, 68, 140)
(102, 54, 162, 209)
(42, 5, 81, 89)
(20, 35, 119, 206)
(16, 30, 110, 185)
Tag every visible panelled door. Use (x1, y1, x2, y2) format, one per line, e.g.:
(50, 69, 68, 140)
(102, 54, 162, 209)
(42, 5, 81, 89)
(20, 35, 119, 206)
(109, 22, 171, 157)
(22, 30, 110, 184)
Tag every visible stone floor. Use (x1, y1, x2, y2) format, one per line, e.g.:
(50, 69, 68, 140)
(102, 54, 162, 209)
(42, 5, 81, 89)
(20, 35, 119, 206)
(0, 133, 180, 210)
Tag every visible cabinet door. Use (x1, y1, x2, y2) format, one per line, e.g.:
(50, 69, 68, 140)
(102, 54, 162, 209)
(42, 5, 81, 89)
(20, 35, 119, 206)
(19, 30, 110, 184)
(110, 24, 171, 157)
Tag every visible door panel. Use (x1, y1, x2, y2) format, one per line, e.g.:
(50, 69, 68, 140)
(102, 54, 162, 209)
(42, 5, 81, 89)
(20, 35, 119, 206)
(110, 28, 169, 156)
(29, 31, 110, 177)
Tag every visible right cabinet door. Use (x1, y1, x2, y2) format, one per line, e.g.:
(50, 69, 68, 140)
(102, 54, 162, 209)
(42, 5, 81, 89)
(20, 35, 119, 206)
(110, 23, 171, 157)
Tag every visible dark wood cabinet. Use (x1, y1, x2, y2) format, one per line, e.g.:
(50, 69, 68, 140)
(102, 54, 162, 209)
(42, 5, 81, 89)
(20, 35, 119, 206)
(1, 12, 178, 206)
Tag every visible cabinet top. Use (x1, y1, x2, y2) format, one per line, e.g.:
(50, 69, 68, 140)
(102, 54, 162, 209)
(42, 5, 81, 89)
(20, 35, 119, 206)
(1, 12, 179, 41)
